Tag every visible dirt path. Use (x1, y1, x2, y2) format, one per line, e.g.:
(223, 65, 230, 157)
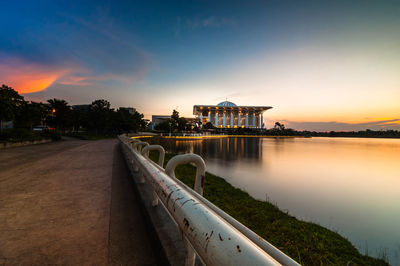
(0, 139, 157, 265)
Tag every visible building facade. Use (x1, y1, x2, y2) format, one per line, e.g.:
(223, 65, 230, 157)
(149, 115, 171, 130)
(119, 107, 136, 114)
(193, 101, 272, 129)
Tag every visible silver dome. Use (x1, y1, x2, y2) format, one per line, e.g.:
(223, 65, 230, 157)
(217, 101, 237, 107)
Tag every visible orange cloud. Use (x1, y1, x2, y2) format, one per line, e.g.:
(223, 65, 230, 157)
(57, 73, 133, 86)
(0, 57, 70, 94)
(0, 56, 142, 94)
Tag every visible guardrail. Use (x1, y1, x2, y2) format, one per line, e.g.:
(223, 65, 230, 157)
(119, 135, 299, 266)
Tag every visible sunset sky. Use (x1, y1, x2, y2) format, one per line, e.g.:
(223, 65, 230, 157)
(1, 0, 399, 131)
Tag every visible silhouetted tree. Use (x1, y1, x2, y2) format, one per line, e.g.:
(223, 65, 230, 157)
(70, 107, 89, 132)
(90, 99, 111, 112)
(155, 119, 173, 132)
(178, 117, 187, 131)
(16, 101, 48, 130)
(203, 122, 215, 130)
(0, 84, 25, 122)
(46, 99, 71, 132)
(274, 122, 285, 131)
(170, 109, 180, 130)
(88, 99, 113, 134)
(112, 108, 146, 133)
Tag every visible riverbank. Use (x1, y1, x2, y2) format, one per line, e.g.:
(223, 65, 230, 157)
(147, 150, 388, 265)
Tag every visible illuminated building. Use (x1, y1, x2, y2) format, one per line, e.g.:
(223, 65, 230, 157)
(193, 101, 272, 129)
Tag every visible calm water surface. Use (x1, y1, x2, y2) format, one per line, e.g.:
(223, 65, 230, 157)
(157, 137, 400, 264)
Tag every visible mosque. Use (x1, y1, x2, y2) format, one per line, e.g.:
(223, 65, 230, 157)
(193, 101, 272, 129)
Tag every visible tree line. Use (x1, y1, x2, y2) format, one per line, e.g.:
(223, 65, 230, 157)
(264, 122, 400, 138)
(154, 109, 195, 132)
(0, 84, 147, 137)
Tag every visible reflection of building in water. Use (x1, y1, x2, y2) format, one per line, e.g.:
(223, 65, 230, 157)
(158, 137, 262, 162)
(193, 101, 272, 129)
(202, 138, 263, 164)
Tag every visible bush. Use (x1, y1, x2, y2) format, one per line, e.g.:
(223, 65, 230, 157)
(43, 131, 62, 141)
(0, 128, 61, 142)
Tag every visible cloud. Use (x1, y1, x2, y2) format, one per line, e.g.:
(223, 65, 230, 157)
(56, 73, 142, 87)
(0, 5, 152, 99)
(186, 16, 236, 29)
(174, 16, 236, 33)
(173, 15, 236, 37)
(278, 119, 400, 131)
(0, 56, 72, 93)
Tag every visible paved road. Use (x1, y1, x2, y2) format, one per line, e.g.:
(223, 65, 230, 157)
(0, 139, 157, 265)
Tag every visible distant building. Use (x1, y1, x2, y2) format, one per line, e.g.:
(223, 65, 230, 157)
(193, 101, 272, 129)
(0, 121, 13, 130)
(152, 115, 171, 124)
(72, 104, 90, 111)
(119, 107, 136, 114)
(149, 115, 171, 130)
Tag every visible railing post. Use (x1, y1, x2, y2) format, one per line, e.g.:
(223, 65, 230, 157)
(184, 239, 196, 266)
(129, 139, 140, 172)
(165, 154, 206, 195)
(141, 145, 165, 167)
(165, 153, 206, 266)
(142, 145, 166, 206)
(133, 141, 149, 183)
(133, 141, 149, 152)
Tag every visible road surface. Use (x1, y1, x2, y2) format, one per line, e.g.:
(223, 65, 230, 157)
(0, 138, 157, 265)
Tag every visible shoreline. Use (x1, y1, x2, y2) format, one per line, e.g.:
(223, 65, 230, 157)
(146, 133, 400, 140)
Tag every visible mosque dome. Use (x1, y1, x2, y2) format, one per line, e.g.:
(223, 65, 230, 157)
(217, 101, 237, 107)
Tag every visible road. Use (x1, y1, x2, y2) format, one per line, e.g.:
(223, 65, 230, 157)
(0, 139, 157, 265)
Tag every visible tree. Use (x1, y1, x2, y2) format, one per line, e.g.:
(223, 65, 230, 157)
(132, 111, 147, 131)
(171, 109, 179, 130)
(90, 99, 110, 112)
(112, 108, 146, 133)
(203, 122, 215, 130)
(155, 119, 173, 132)
(46, 99, 71, 132)
(274, 122, 285, 131)
(178, 117, 187, 131)
(170, 109, 189, 132)
(16, 101, 48, 130)
(70, 107, 88, 132)
(88, 99, 113, 134)
(0, 84, 25, 122)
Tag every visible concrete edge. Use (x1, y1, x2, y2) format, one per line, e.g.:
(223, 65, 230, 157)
(0, 139, 53, 149)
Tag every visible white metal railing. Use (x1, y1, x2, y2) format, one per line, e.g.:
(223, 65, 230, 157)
(119, 135, 299, 266)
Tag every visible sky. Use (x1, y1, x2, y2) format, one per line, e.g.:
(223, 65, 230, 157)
(1, 0, 399, 131)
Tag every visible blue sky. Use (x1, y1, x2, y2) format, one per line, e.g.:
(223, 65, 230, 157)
(1, 0, 399, 130)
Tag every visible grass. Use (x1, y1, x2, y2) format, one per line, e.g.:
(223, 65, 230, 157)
(147, 148, 388, 265)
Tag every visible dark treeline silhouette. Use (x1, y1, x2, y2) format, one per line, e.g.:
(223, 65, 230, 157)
(154, 109, 195, 132)
(243, 122, 400, 138)
(263, 122, 400, 138)
(206, 122, 400, 139)
(0, 84, 146, 141)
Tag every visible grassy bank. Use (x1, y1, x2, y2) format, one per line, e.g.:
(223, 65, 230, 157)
(147, 150, 387, 265)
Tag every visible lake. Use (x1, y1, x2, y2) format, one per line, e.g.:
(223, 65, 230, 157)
(155, 136, 400, 265)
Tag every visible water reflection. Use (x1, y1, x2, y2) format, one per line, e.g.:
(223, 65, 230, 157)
(156, 136, 400, 265)
(158, 137, 263, 163)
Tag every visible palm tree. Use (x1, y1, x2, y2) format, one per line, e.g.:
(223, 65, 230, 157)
(46, 99, 71, 132)
(274, 122, 285, 131)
